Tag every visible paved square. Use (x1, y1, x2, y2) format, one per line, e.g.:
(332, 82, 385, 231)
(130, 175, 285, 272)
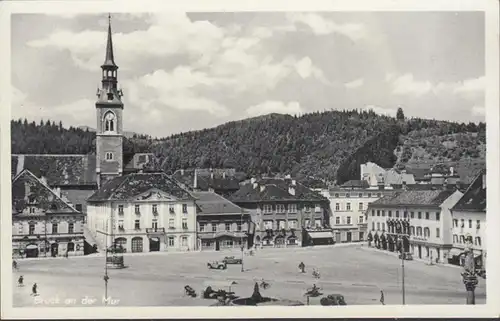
(12, 244, 486, 307)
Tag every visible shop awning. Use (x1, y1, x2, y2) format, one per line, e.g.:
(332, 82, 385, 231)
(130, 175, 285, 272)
(449, 248, 462, 256)
(308, 231, 334, 239)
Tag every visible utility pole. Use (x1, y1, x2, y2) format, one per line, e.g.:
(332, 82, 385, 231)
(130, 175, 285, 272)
(240, 212, 244, 272)
(103, 220, 109, 305)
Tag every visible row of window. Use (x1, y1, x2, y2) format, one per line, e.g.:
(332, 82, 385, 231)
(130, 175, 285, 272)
(28, 223, 75, 235)
(453, 235, 482, 246)
(199, 223, 243, 232)
(335, 202, 370, 212)
(371, 209, 440, 221)
(261, 204, 321, 214)
(117, 204, 189, 215)
(115, 235, 190, 250)
(29, 204, 83, 213)
(117, 218, 189, 230)
(333, 192, 382, 198)
(334, 215, 364, 225)
(262, 219, 322, 229)
(453, 219, 481, 229)
(371, 222, 440, 238)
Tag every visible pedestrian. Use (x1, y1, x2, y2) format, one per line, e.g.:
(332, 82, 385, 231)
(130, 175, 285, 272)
(31, 283, 37, 296)
(18, 275, 24, 287)
(380, 290, 385, 305)
(13, 260, 18, 269)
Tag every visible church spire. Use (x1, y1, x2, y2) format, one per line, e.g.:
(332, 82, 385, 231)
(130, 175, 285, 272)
(102, 14, 116, 68)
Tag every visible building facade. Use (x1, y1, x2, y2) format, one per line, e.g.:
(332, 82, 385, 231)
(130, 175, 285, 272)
(327, 180, 398, 243)
(449, 170, 486, 269)
(193, 191, 250, 251)
(12, 170, 85, 258)
(367, 189, 463, 263)
(86, 172, 197, 253)
(230, 177, 333, 248)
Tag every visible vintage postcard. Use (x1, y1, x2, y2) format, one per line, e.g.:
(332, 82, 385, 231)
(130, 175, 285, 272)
(1, 0, 499, 319)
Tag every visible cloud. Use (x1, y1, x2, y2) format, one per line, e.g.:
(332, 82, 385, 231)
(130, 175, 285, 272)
(246, 101, 303, 117)
(388, 73, 485, 99)
(344, 78, 364, 89)
(125, 67, 230, 117)
(28, 13, 226, 71)
(286, 13, 367, 41)
(360, 105, 396, 117)
(453, 76, 485, 99)
(471, 105, 485, 117)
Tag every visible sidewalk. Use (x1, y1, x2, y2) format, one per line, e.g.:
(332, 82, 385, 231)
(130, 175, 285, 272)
(12, 241, 367, 261)
(357, 245, 463, 270)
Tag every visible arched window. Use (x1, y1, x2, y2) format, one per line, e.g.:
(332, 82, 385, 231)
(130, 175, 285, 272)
(453, 234, 458, 243)
(460, 235, 465, 243)
(424, 227, 430, 238)
(104, 112, 115, 132)
(410, 226, 415, 236)
(416, 227, 422, 236)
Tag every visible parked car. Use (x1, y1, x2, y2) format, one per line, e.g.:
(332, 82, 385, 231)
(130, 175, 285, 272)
(207, 261, 227, 270)
(223, 256, 243, 264)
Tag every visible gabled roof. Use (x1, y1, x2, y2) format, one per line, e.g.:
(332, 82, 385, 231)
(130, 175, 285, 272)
(191, 191, 243, 215)
(452, 169, 486, 212)
(229, 178, 327, 203)
(370, 190, 455, 208)
(12, 169, 80, 215)
(11, 154, 97, 186)
(87, 172, 194, 202)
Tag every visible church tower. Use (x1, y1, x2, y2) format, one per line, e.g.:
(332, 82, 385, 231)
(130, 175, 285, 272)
(95, 15, 124, 187)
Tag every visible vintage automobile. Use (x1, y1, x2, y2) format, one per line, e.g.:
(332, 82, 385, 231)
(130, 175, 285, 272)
(207, 261, 227, 270)
(320, 294, 347, 306)
(222, 256, 243, 264)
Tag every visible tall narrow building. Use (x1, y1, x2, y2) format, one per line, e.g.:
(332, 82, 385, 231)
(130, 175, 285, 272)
(95, 15, 124, 187)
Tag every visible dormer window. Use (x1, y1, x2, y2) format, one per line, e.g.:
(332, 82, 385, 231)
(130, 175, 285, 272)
(104, 112, 115, 132)
(105, 152, 114, 161)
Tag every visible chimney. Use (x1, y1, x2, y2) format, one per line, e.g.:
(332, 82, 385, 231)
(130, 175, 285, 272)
(291, 179, 296, 186)
(193, 169, 198, 189)
(260, 185, 266, 192)
(289, 186, 296, 196)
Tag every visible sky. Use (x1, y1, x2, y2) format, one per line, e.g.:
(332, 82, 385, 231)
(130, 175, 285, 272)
(11, 12, 485, 138)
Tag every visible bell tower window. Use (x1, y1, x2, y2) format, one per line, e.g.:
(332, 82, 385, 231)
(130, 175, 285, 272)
(105, 152, 114, 161)
(104, 111, 116, 132)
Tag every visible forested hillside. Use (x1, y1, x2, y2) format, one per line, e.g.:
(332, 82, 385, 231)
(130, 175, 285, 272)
(11, 109, 486, 184)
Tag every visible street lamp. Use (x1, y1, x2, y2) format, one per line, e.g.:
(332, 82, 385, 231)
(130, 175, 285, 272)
(240, 212, 244, 272)
(398, 235, 406, 305)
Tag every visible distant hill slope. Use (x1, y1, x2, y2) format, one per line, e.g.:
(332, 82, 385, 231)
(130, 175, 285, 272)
(11, 111, 485, 184)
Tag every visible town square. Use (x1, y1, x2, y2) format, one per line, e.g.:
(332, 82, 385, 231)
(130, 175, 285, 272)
(13, 244, 485, 307)
(6, 8, 491, 312)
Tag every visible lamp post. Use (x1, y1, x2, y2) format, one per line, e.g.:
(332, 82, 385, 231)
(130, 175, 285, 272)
(103, 220, 109, 305)
(240, 212, 244, 272)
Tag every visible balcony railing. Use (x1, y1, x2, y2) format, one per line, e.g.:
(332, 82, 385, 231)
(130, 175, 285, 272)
(146, 227, 165, 233)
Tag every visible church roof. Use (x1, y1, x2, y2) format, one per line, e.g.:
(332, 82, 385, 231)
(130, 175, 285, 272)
(12, 169, 81, 215)
(87, 172, 194, 202)
(102, 15, 117, 68)
(11, 154, 97, 187)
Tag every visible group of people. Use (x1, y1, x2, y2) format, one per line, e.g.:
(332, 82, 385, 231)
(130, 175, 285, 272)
(298, 261, 321, 278)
